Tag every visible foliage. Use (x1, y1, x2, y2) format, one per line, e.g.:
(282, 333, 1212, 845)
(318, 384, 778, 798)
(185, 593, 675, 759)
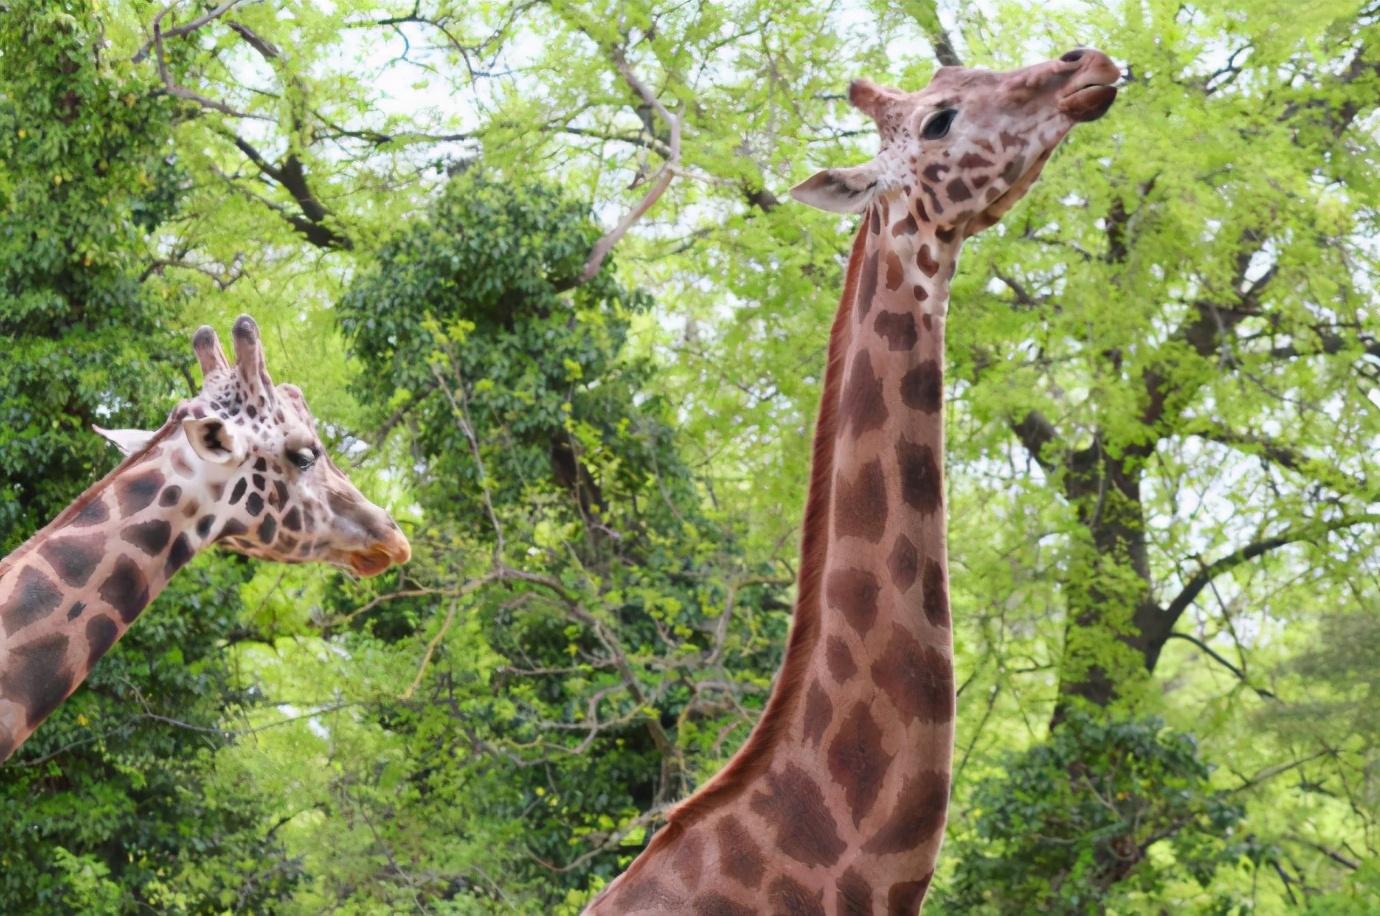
(329, 170, 784, 907)
(0, 0, 181, 547)
(946, 712, 1246, 914)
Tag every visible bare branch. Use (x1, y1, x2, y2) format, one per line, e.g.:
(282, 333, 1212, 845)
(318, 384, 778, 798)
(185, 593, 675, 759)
(575, 45, 682, 286)
(132, 0, 250, 63)
(1163, 631, 1276, 700)
(1162, 513, 1380, 626)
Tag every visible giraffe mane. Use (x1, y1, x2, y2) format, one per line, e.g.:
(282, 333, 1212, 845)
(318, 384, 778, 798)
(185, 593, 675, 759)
(605, 222, 871, 890)
(0, 411, 185, 581)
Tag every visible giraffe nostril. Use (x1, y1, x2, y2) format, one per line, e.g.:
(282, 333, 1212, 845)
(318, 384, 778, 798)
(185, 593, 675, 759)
(1061, 49, 1087, 63)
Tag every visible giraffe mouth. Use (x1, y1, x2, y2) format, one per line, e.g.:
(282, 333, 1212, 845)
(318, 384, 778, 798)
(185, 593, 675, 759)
(347, 549, 395, 577)
(1059, 83, 1118, 122)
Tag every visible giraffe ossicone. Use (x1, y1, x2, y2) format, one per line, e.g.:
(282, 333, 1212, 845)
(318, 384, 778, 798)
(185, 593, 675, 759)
(589, 49, 1119, 914)
(0, 315, 410, 762)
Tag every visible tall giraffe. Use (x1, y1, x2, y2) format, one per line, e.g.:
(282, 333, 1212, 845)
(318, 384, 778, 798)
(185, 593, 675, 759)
(0, 315, 411, 762)
(588, 49, 1120, 914)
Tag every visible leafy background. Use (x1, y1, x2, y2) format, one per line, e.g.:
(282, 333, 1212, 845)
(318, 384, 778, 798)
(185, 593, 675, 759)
(0, 0, 1377, 911)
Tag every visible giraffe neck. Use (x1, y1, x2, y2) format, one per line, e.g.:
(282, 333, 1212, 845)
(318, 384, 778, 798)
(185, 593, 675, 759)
(588, 195, 960, 913)
(0, 429, 222, 761)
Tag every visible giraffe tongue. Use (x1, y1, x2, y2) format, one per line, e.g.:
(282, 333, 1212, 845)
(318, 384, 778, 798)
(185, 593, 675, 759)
(348, 549, 393, 577)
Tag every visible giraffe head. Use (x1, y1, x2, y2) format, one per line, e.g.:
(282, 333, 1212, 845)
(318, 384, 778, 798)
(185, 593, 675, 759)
(96, 316, 410, 577)
(792, 49, 1120, 236)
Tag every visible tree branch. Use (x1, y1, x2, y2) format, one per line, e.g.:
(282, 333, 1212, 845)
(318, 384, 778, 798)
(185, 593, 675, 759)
(1162, 513, 1380, 627)
(1163, 631, 1276, 699)
(132, 0, 250, 63)
(575, 45, 682, 285)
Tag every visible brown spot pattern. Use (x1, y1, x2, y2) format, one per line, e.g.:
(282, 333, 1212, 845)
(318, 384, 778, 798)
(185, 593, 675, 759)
(922, 558, 949, 628)
(121, 520, 171, 556)
(672, 832, 704, 886)
(834, 459, 888, 543)
(825, 568, 880, 636)
(864, 771, 949, 855)
(827, 700, 894, 826)
(748, 763, 846, 867)
(715, 816, 764, 890)
(858, 249, 879, 319)
(826, 635, 857, 682)
(837, 868, 873, 916)
(888, 874, 933, 916)
(1, 566, 62, 635)
(957, 153, 993, 169)
(872, 623, 953, 726)
(694, 893, 755, 916)
(840, 351, 888, 439)
(37, 536, 102, 588)
(891, 213, 918, 236)
(888, 534, 918, 592)
(98, 556, 150, 624)
(874, 310, 918, 351)
(946, 178, 972, 202)
(166, 534, 195, 578)
(803, 679, 832, 747)
(71, 498, 109, 527)
(915, 245, 940, 278)
(897, 439, 943, 515)
(117, 470, 164, 517)
(2, 633, 72, 727)
(900, 360, 943, 414)
(885, 251, 904, 291)
(768, 875, 824, 916)
(85, 615, 119, 667)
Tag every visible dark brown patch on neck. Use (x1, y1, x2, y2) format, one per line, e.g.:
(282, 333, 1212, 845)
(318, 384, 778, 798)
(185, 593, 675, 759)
(827, 700, 893, 826)
(840, 351, 889, 439)
(121, 520, 171, 556)
(768, 875, 825, 916)
(871, 624, 953, 726)
(922, 558, 950, 628)
(888, 534, 919, 591)
(803, 679, 832, 747)
(98, 556, 150, 624)
(715, 816, 765, 890)
(900, 360, 943, 414)
(117, 470, 165, 517)
(825, 568, 880, 636)
(863, 771, 949, 854)
(825, 636, 857, 682)
(896, 439, 943, 515)
(2, 633, 73, 728)
(833, 460, 888, 543)
(1, 567, 62, 634)
(874, 311, 918, 350)
(748, 763, 846, 867)
(837, 868, 873, 916)
(37, 535, 102, 588)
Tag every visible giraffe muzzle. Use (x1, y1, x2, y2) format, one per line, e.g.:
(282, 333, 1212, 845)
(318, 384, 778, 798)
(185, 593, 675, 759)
(1056, 49, 1122, 122)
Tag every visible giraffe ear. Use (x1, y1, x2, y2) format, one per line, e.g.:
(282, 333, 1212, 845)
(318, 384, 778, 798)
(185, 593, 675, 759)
(182, 416, 243, 465)
(92, 425, 156, 457)
(790, 161, 884, 214)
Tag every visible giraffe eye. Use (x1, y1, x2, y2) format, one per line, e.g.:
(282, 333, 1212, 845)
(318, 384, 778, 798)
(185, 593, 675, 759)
(290, 447, 318, 472)
(922, 108, 958, 140)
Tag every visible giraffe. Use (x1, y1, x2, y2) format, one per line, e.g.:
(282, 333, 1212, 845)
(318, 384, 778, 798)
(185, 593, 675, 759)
(587, 49, 1120, 915)
(0, 315, 411, 763)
